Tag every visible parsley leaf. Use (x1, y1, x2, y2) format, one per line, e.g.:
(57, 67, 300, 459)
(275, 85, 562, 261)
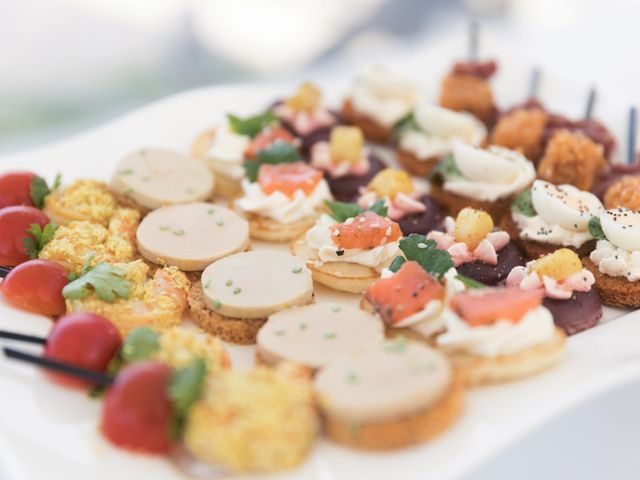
(588, 216, 607, 240)
(455, 274, 486, 289)
(388, 256, 406, 273)
(62, 262, 132, 303)
(121, 327, 160, 363)
(392, 111, 419, 141)
(29, 173, 61, 209)
(396, 234, 454, 280)
(243, 140, 302, 182)
(429, 154, 462, 184)
(23, 222, 57, 259)
(227, 111, 276, 138)
(511, 188, 536, 217)
(325, 198, 389, 222)
(168, 358, 207, 439)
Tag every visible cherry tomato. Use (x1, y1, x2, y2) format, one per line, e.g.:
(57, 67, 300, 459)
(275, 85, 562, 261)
(43, 313, 122, 389)
(0, 259, 69, 315)
(102, 361, 174, 454)
(0, 171, 36, 209)
(0, 206, 50, 266)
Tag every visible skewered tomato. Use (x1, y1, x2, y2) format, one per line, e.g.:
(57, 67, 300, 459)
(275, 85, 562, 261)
(102, 361, 174, 454)
(0, 206, 50, 266)
(0, 259, 68, 315)
(44, 313, 122, 388)
(0, 171, 36, 208)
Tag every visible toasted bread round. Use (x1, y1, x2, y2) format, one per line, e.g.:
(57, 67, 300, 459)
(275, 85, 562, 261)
(582, 257, 640, 308)
(341, 98, 392, 144)
(290, 236, 380, 293)
(439, 327, 566, 386)
(322, 371, 463, 450)
(238, 211, 318, 243)
(500, 213, 596, 260)
(396, 148, 440, 177)
(429, 183, 513, 223)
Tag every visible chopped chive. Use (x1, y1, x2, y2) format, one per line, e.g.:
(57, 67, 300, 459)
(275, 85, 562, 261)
(225, 279, 233, 286)
(204, 279, 212, 288)
(118, 169, 134, 175)
(292, 267, 303, 274)
(233, 287, 241, 295)
(346, 372, 359, 384)
(331, 305, 341, 313)
(172, 228, 185, 236)
(159, 225, 170, 231)
(124, 187, 133, 195)
(216, 219, 224, 226)
(275, 329, 286, 336)
(141, 176, 150, 181)
(207, 208, 215, 215)
(324, 332, 336, 340)
(299, 322, 307, 330)
(185, 187, 195, 195)
(211, 299, 221, 309)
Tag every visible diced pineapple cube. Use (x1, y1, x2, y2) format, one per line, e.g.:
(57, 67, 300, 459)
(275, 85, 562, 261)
(330, 126, 364, 165)
(285, 82, 321, 112)
(453, 207, 494, 250)
(531, 248, 582, 281)
(368, 168, 415, 198)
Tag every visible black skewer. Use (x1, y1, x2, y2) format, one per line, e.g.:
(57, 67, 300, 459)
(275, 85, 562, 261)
(585, 87, 597, 120)
(529, 68, 541, 99)
(0, 330, 46, 344)
(3, 347, 113, 387)
(468, 20, 479, 61)
(0, 266, 12, 279)
(628, 107, 637, 166)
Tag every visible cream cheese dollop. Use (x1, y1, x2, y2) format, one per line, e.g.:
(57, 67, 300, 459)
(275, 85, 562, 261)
(349, 65, 420, 127)
(443, 144, 535, 202)
(436, 306, 556, 358)
(305, 214, 399, 271)
(399, 105, 487, 160)
(206, 125, 250, 180)
(235, 178, 331, 224)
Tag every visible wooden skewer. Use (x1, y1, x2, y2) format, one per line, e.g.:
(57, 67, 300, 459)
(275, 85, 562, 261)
(585, 87, 597, 120)
(628, 107, 637, 165)
(3, 347, 113, 387)
(468, 20, 479, 61)
(0, 330, 46, 344)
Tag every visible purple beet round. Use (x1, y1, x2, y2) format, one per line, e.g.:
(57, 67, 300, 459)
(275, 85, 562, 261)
(325, 155, 387, 202)
(543, 288, 602, 335)
(396, 195, 444, 235)
(456, 242, 526, 286)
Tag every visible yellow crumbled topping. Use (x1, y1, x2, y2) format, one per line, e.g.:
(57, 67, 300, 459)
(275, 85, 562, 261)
(65, 260, 190, 336)
(153, 327, 231, 372)
(184, 366, 318, 473)
(39, 208, 139, 273)
(44, 179, 118, 225)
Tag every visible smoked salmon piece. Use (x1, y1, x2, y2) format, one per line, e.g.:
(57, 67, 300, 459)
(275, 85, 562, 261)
(333, 211, 401, 250)
(257, 162, 323, 197)
(246, 126, 296, 159)
(451, 287, 543, 327)
(365, 261, 445, 325)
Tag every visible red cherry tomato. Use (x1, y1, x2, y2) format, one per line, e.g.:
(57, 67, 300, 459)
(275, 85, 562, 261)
(0, 171, 36, 209)
(0, 206, 50, 266)
(0, 259, 69, 315)
(102, 361, 174, 454)
(43, 313, 122, 389)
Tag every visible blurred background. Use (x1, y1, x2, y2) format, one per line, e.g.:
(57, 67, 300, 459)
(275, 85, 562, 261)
(1, 0, 639, 154)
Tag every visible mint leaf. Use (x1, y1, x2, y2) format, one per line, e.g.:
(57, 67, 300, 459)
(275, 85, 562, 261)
(511, 188, 536, 217)
(388, 256, 406, 273)
(398, 234, 454, 280)
(588, 216, 607, 240)
(168, 358, 207, 439)
(455, 274, 486, 289)
(62, 263, 131, 303)
(368, 198, 388, 218)
(244, 140, 302, 182)
(121, 327, 160, 363)
(429, 154, 461, 183)
(23, 222, 57, 258)
(325, 198, 389, 223)
(227, 111, 276, 138)
(29, 174, 62, 209)
(392, 111, 419, 141)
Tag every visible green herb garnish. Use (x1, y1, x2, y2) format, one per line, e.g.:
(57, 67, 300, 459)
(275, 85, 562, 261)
(23, 222, 57, 258)
(172, 228, 185, 236)
(511, 188, 536, 217)
(168, 358, 207, 439)
(455, 274, 486, 289)
(588, 216, 607, 240)
(29, 173, 61, 209)
(121, 327, 160, 363)
(429, 154, 462, 184)
(233, 287, 242, 295)
(243, 140, 302, 182)
(292, 267, 303, 274)
(324, 198, 388, 223)
(389, 234, 454, 280)
(204, 279, 212, 289)
(391, 111, 419, 141)
(384, 335, 407, 353)
(227, 111, 277, 138)
(225, 279, 233, 286)
(62, 262, 131, 303)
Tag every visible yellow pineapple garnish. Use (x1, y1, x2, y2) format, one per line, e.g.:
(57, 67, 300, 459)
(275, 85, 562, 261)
(368, 168, 415, 199)
(330, 126, 364, 165)
(531, 248, 582, 281)
(285, 82, 321, 112)
(454, 207, 494, 250)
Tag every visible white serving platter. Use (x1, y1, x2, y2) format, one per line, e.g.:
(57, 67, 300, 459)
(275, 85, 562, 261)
(1, 42, 639, 480)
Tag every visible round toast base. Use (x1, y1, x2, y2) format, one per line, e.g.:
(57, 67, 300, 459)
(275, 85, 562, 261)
(396, 148, 439, 177)
(341, 98, 393, 144)
(582, 257, 640, 308)
(429, 183, 513, 223)
(244, 213, 318, 243)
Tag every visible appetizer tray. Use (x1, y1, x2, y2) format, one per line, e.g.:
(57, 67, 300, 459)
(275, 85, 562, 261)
(1, 53, 639, 479)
